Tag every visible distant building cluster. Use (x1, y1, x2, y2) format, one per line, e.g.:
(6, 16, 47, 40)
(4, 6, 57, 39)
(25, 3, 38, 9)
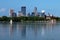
(9, 9, 17, 17)
(9, 6, 54, 19)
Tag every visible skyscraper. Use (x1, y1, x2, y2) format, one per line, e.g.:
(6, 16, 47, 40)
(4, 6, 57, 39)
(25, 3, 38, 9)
(21, 6, 26, 16)
(34, 7, 37, 13)
(33, 7, 37, 16)
(9, 9, 17, 17)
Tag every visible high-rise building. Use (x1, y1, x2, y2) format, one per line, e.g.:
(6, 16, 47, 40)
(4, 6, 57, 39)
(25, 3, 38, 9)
(18, 11, 24, 17)
(9, 9, 17, 17)
(9, 9, 14, 16)
(34, 7, 37, 13)
(21, 6, 26, 16)
(33, 7, 37, 16)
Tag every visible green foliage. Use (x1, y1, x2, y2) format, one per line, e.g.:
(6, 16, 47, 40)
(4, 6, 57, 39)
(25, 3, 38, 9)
(0, 16, 9, 21)
(0, 16, 59, 22)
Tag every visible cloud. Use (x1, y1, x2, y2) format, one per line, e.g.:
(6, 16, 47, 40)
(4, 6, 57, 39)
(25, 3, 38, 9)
(0, 8, 6, 13)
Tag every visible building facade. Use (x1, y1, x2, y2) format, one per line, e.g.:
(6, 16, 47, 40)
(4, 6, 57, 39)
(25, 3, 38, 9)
(18, 11, 24, 17)
(21, 6, 26, 16)
(33, 7, 37, 16)
(9, 9, 17, 17)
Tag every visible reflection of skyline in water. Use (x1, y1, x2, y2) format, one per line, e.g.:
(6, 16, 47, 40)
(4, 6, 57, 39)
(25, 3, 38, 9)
(1, 21, 60, 40)
(9, 22, 26, 40)
(9, 22, 57, 37)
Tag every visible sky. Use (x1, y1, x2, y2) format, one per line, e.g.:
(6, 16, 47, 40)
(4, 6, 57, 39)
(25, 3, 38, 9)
(0, 0, 60, 17)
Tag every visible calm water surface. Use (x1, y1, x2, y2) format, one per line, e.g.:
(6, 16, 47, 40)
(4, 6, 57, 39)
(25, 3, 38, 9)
(0, 21, 60, 40)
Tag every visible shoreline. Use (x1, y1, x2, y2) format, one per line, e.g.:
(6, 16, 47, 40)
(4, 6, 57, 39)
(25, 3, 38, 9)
(0, 16, 60, 22)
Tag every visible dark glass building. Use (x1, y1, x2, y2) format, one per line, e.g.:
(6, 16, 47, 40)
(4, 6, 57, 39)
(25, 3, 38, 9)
(21, 6, 26, 16)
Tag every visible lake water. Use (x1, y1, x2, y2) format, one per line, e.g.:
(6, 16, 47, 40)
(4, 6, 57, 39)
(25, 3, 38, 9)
(0, 21, 60, 40)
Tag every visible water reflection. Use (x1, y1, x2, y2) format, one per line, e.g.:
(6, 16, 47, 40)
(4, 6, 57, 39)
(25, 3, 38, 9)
(9, 22, 17, 36)
(1, 21, 60, 40)
(9, 22, 26, 40)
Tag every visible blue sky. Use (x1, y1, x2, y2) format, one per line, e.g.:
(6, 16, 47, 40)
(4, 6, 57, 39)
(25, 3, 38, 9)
(0, 0, 60, 17)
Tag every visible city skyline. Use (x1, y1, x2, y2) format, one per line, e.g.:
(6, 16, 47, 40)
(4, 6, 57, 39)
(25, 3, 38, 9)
(0, 0, 60, 17)
(9, 6, 49, 17)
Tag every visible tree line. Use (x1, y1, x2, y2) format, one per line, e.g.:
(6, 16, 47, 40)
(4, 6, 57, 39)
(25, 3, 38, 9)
(0, 16, 59, 22)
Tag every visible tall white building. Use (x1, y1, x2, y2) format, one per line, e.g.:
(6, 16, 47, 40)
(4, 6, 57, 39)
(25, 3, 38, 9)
(33, 7, 38, 16)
